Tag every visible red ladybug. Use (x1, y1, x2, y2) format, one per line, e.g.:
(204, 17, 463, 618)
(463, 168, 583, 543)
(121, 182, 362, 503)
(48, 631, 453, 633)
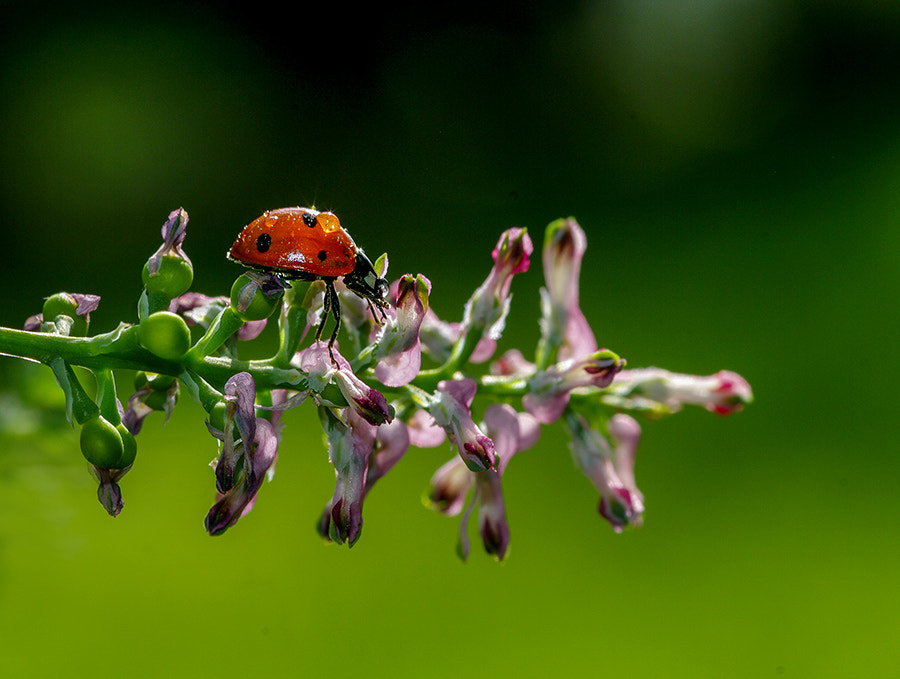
(228, 207, 389, 351)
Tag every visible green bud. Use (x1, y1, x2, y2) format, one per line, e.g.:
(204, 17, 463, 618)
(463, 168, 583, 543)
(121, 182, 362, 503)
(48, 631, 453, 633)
(142, 254, 193, 298)
(43, 293, 87, 336)
(80, 415, 126, 469)
(230, 274, 282, 322)
(42, 293, 78, 320)
(138, 311, 191, 360)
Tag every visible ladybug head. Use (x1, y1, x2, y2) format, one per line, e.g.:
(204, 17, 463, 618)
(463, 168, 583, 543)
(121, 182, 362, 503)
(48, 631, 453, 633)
(342, 248, 390, 310)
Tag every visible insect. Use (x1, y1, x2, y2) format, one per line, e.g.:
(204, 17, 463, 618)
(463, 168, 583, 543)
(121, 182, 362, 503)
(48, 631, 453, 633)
(228, 207, 390, 356)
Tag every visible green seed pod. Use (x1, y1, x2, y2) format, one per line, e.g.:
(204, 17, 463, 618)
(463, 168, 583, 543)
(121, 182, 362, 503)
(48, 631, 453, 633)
(42, 292, 79, 320)
(230, 274, 282, 322)
(42, 293, 88, 335)
(138, 311, 191, 360)
(80, 415, 126, 469)
(142, 254, 193, 298)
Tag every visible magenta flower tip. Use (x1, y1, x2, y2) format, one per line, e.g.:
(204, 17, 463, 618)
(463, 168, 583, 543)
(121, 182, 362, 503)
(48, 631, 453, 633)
(492, 227, 533, 275)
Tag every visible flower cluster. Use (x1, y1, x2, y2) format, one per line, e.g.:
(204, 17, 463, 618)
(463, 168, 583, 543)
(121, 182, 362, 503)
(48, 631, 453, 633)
(1, 208, 752, 561)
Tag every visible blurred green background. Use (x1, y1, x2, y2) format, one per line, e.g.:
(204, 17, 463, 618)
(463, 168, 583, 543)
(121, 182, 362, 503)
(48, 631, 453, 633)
(1, 1, 898, 677)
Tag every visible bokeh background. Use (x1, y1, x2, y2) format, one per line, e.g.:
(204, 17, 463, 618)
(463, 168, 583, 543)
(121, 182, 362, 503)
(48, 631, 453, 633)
(1, 1, 898, 677)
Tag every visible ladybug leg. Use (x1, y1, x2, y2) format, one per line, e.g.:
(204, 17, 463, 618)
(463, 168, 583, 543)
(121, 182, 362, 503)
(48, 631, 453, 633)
(314, 281, 331, 342)
(321, 280, 341, 365)
(327, 287, 341, 364)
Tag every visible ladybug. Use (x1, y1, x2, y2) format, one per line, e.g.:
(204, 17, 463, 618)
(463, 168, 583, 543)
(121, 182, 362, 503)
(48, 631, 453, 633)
(228, 207, 390, 353)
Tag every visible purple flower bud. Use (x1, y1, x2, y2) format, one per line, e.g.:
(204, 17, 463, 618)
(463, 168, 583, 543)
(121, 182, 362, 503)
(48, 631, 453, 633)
(334, 364, 393, 427)
(205, 418, 279, 536)
(611, 368, 753, 415)
(428, 379, 497, 472)
(429, 404, 534, 560)
(92, 466, 128, 517)
(565, 412, 644, 533)
(462, 228, 533, 341)
(539, 218, 597, 363)
(72, 293, 101, 317)
(374, 274, 430, 387)
(319, 414, 411, 547)
(213, 372, 258, 494)
(146, 208, 191, 275)
(523, 349, 626, 424)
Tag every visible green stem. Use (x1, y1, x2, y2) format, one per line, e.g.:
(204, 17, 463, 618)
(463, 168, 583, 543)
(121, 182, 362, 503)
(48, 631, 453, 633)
(185, 307, 245, 361)
(48, 359, 98, 425)
(0, 325, 181, 374)
(273, 299, 307, 367)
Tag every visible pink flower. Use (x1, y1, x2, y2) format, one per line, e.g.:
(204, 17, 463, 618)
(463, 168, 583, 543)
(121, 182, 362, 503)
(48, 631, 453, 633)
(427, 379, 497, 472)
(461, 228, 533, 343)
(374, 274, 430, 387)
(427, 403, 540, 560)
(317, 408, 375, 546)
(317, 412, 411, 547)
(610, 368, 753, 415)
(565, 412, 644, 533)
(523, 349, 626, 424)
(538, 218, 597, 365)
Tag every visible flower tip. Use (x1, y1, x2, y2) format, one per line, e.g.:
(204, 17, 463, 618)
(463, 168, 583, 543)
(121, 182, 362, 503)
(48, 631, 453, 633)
(598, 488, 644, 533)
(461, 435, 497, 472)
(708, 370, 753, 415)
(492, 227, 533, 275)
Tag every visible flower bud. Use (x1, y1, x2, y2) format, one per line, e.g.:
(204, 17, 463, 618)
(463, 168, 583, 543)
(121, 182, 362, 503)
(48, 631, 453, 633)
(80, 414, 127, 469)
(374, 273, 430, 387)
(462, 228, 533, 340)
(142, 254, 194, 298)
(565, 412, 644, 533)
(610, 368, 753, 415)
(230, 272, 284, 322)
(137, 311, 192, 360)
(428, 379, 497, 472)
(537, 217, 597, 365)
(524, 349, 626, 424)
(41, 292, 100, 336)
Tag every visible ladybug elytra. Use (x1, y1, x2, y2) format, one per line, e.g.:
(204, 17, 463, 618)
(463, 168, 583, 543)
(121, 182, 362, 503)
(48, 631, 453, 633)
(228, 207, 389, 353)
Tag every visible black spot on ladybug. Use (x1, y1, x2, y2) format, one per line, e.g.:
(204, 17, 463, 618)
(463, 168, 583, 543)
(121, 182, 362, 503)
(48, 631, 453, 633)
(303, 213, 317, 228)
(256, 233, 271, 252)
(318, 250, 327, 261)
